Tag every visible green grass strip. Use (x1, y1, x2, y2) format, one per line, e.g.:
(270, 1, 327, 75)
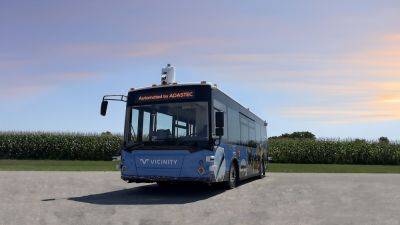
(0, 160, 118, 171)
(1, 160, 400, 173)
(268, 163, 400, 173)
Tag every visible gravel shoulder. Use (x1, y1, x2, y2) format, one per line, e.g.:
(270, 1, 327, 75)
(1, 172, 399, 225)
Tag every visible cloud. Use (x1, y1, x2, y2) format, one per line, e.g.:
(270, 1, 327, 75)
(210, 48, 400, 70)
(280, 82, 400, 124)
(0, 72, 99, 100)
(282, 104, 400, 124)
(196, 34, 400, 124)
(281, 81, 400, 124)
(61, 42, 172, 58)
(0, 38, 225, 100)
(210, 53, 325, 64)
(0, 59, 33, 69)
(282, 108, 398, 124)
(61, 38, 226, 59)
(56, 72, 98, 80)
(383, 34, 400, 42)
(0, 84, 49, 98)
(2, 30, 399, 124)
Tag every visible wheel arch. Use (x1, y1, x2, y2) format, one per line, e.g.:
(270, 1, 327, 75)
(230, 157, 240, 178)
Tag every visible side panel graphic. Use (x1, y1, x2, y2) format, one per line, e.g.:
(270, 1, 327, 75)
(213, 146, 226, 182)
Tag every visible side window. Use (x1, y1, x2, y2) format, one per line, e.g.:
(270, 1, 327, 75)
(255, 123, 261, 143)
(227, 107, 240, 144)
(248, 120, 256, 142)
(175, 120, 187, 138)
(240, 114, 249, 145)
(261, 124, 267, 143)
(239, 113, 258, 147)
(213, 99, 227, 140)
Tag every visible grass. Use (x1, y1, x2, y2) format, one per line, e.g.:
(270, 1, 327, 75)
(0, 160, 118, 171)
(1, 160, 400, 173)
(268, 163, 400, 173)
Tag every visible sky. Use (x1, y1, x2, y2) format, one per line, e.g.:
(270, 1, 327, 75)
(1, 0, 400, 140)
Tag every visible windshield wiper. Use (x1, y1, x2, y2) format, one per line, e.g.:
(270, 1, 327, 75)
(130, 124, 136, 142)
(124, 142, 144, 152)
(176, 139, 194, 146)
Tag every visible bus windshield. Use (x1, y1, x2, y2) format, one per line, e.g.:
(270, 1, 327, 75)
(126, 101, 209, 148)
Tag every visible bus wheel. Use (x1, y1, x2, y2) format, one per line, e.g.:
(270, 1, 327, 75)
(258, 159, 265, 179)
(157, 181, 172, 187)
(226, 162, 239, 189)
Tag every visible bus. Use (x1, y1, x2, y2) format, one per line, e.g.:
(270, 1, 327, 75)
(100, 65, 268, 188)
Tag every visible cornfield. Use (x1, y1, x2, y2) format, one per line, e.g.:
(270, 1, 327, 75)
(1, 132, 399, 165)
(0, 132, 122, 160)
(269, 138, 400, 165)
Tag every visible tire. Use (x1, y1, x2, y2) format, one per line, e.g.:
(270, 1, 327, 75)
(157, 181, 172, 187)
(226, 162, 239, 189)
(258, 159, 265, 179)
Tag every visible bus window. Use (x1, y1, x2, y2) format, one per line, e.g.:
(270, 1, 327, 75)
(156, 113, 173, 140)
(240, 115, 249, 145)
(255, 123, 261, 143)
(175, 120, 187, 138)
(213, 99, 227, 140)
(128, 102, 209, 145)
(248, 120, 256, 143)
(142, 112, 150, 141)
(130, 109, 139, 142)
(249, 127, 256, 143)
(261, 125, 267, 143)
(228, 107, 240, 144)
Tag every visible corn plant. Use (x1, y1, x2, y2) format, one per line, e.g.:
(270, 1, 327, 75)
(269, 138, 400, 165)
(0, 132, 122, 160)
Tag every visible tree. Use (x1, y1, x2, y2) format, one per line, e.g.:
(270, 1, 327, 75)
(101, 131, 113, 136)
(378, 136, 389, 144)
(269, 131, 316, 140)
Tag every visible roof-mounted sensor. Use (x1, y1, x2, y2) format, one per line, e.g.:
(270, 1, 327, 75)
(161, 64, 176, 85)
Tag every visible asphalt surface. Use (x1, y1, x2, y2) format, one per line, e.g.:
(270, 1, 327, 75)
(1, 172, 399, 225)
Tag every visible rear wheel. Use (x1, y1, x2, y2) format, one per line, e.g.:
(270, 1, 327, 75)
(226, 162, 239, 189)
(157, 181, 172, 187)
(258, 158, 266, 179)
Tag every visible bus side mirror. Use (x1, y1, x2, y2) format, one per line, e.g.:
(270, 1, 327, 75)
(100, 101, 108, 116)
(215, 111, 224, 137)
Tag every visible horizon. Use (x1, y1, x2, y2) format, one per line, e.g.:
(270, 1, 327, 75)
(1, 1, 399, 140)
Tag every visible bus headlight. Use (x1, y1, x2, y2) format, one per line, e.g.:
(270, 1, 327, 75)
(206, 156, 215, 163)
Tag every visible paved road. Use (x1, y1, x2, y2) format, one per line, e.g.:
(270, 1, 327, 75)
(0, 172, 399, 225)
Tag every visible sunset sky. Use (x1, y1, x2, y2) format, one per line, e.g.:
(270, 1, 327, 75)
(1, 1, 400, 139)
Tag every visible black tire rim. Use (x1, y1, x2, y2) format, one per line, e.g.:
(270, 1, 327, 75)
(260, 160, 265, 175)
(230, 165, 237, 186)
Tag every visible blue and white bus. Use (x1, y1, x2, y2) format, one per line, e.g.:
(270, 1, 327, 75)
(101, 65, 268, 188)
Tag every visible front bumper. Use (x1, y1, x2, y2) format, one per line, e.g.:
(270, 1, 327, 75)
(121, 175, 213, 183)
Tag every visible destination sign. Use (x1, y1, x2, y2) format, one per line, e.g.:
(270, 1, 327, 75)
(137, 91, 195, 102)
(127, 85, 211, 106)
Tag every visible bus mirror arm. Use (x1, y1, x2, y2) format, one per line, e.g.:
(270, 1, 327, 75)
(100, 95, 127, 116)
